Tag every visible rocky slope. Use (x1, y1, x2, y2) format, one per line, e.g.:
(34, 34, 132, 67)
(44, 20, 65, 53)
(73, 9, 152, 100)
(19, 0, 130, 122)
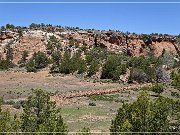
(0, 25, 179, 64)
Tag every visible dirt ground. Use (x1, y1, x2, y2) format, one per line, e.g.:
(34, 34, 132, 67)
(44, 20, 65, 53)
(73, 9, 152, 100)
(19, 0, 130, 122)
(0, 70, 122, 100)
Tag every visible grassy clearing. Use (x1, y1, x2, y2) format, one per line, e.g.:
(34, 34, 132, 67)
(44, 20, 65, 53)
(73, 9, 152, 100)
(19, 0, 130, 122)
(60, 105, 114, 132)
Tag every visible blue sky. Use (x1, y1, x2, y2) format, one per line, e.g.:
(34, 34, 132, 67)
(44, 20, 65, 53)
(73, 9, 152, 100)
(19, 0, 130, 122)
(0, 0, 180, 35)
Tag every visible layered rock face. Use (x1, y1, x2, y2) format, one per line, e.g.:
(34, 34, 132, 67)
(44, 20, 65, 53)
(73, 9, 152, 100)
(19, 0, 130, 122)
(0, 27, 179, 64)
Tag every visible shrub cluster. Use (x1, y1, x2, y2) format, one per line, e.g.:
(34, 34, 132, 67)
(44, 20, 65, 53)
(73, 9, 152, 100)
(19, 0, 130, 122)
(171, 70, 180, 90)
(150, 83, 164, 95)
(0, 59, 10, 70)
(59, 51, 87, 74)
(101, 54, 128, 81)
(26, 51, 48, 72)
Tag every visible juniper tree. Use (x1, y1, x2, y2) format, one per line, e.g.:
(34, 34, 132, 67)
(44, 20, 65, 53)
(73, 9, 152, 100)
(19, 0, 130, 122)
(110, 91, 178, 134)
(21, 89, 67, 134)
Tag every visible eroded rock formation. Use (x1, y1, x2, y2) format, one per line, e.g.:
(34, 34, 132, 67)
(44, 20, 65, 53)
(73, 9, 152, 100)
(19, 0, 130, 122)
(0, 26, 179, 65)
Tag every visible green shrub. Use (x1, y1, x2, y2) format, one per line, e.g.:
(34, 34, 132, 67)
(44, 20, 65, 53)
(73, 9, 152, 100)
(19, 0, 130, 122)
(85, 47, 107, 65)
(88, 102, 96, 106)
(101, 55, 128, 80)
(77, 60, 87, 74)
(26, 52, 48, 72)
(18, 51, 29, 67)
(110, 91, 178, 133)
(128, 65, 156, 83)
(130, 68, 149, 83)
(144, 66, 156, 82)
(0, 59, 10, 70)
(1, 26, 5, 31)
(112, 64, 127, 81)
(101, 55, 120, 79)
(59, 52, 71, 74)
(171, 92, 180, 98)
(59, 51, 87, 74)
(4, 100, 15, 105)
(46, 35, 61, 54)
(128, 56, 150, 69)
(87, 60, 99, 77)
(151, 83, 164, 95)
(12, 102, 21, 109)
(51, 51, 61, 66)
(171, 70, 180, 90)
(34, 52, 48, 69)
(78, 127, 91, 135)
(6, 24, 15, 29)
(26, 59, 37, 72)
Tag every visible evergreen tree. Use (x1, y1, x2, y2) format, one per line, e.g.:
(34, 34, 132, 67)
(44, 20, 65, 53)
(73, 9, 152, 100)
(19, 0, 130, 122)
(151, 83, 164, 96)
(6, 43, 13, 62)
(0, 97, 10, 132)
(18, 51, 29, 67)
(33, 51, 48, 69)
(25, 58, 37, 72)
(0, 59, 10, 70)
(46, 36, 61, 55)
(87, 60, 99, 77)
(21, 89, 68, 134)
(110, 91, 178, 134)
(60, 52, 71, 74)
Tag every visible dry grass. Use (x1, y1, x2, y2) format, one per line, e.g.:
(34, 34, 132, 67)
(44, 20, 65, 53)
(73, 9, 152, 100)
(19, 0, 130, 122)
(0, 70, 121, 100)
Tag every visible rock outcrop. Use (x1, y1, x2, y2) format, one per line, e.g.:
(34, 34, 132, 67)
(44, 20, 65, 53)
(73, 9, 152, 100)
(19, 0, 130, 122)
(0, 31, 14, 40)
(0, 26, 179, 65)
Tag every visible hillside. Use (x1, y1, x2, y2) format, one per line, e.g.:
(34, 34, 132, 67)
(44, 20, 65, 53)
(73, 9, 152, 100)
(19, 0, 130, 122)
(0, 24, 179, 65)
(0, 24, 180, 133)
